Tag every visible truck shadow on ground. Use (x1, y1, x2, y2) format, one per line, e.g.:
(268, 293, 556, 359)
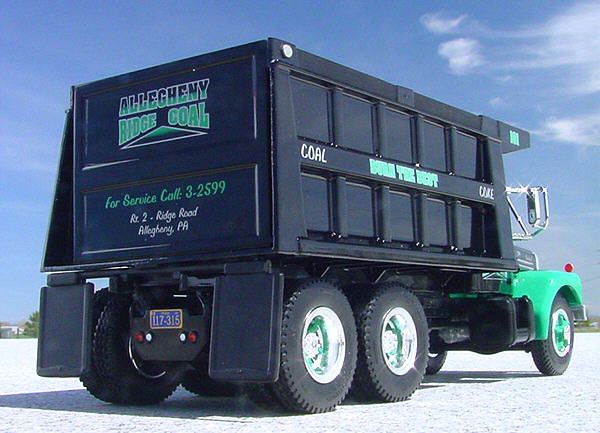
(0, 389, 282, 419)
(0, 370, 541, 418)
(421, 370, 540, 389)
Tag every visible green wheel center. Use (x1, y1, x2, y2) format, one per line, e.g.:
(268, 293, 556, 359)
(551, 308, 571, 357)
(302, 307, 346, 384)
(382, 318, 403, 365)
(303, 317, 329, 370)
(380, 307, 417, 376)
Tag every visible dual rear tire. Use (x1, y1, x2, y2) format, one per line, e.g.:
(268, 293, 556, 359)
(247, 279, 429, 413)
(181, 358, 240, 398)
(81, 290, 182, 405)
(352, 284, 429, 402)
(269, 279, 357, 413)
(82, 290, 240, 404)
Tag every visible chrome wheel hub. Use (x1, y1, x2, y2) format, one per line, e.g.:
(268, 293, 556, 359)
(381, 307, 418, 376)
(302, 307, 346, 384)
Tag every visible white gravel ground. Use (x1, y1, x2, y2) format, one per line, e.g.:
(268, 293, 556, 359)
(0, 335, 598, 433)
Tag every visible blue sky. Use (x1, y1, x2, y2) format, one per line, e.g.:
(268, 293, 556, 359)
(0, 0, 598, 322)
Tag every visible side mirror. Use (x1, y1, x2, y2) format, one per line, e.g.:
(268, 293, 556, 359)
(506, 185, 549, 240)
(527, 189, 541, 226)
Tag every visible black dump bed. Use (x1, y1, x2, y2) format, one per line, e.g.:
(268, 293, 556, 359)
(43, 38, 529, 272)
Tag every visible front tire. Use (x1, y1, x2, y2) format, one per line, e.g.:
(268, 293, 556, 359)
(269, 279, 357, 414)
(353, 284, 428, 402)
(531, 295, 574, 376)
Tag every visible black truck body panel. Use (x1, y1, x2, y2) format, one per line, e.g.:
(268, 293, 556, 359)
(43, 38, 528, 274)
(73, 41, 271, 264)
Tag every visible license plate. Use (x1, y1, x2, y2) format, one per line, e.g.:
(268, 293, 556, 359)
(149, 309, 183, 329)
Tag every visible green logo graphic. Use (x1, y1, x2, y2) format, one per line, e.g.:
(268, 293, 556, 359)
(118, 79, 210, 149)
(509, 130, 520, 146)
(369, 159, 439, 188)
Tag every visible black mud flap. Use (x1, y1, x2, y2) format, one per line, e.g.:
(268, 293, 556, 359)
(209, 264, 283, 382)
(37, 283, 94, 377)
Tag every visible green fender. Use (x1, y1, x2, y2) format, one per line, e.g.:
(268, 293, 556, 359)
(499, 270, 584, 340)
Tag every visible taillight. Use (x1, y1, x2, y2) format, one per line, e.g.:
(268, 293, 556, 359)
(134, 331, 145, 343)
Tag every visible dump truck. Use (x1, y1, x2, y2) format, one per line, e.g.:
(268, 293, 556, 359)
(37, 38, 586, 414)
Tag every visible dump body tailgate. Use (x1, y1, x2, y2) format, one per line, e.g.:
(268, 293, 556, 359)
(72, 42, 270, 264)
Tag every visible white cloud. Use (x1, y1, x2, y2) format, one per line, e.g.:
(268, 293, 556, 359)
(437, 38, 484, 75)
(489, 97, 504, 107)
(422, 2, 600, 95)
(420, 13, 467, 34)
(506, 2, 600, 95)
(494, 75, 512, 83)
(538, 112, 600, 146)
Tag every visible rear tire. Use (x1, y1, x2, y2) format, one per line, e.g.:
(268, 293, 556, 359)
(531, 295, 574, 376)
(353, 284, 428, 402)
(182, 358, 240, 397)
(426, 352, 447, 375)
(269, 279, 357, 414)
(80, 288, 115, 402)
(89, 295, 182, 405)
(243, 383, 283, 411)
